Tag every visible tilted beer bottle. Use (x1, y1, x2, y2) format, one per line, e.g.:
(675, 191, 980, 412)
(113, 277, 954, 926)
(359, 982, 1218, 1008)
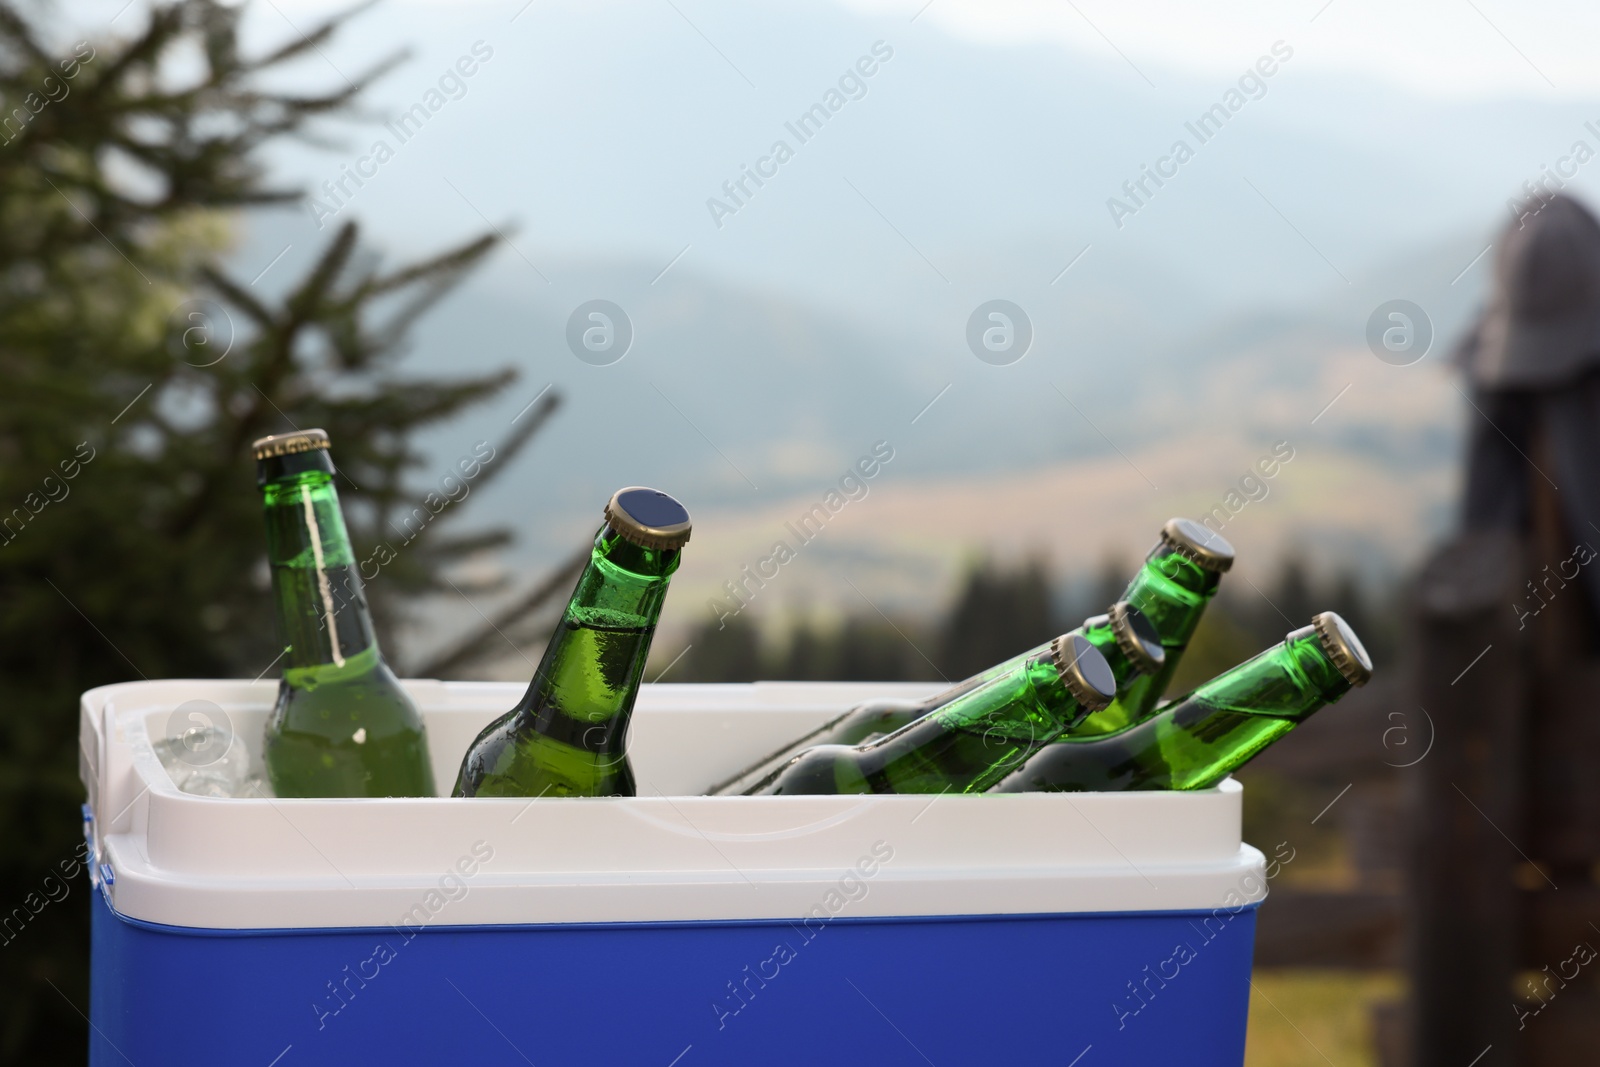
(255, 430, 436, 798)
(710, 602, 1164, 795)
(1075, 601, 1166, 701)
(706, 696, 925, 796)
(454, 488, 690, 798)
(746, 634, 1116, 795)
(993, 611, 1372, 793)
(1072, 518, 1235, 737)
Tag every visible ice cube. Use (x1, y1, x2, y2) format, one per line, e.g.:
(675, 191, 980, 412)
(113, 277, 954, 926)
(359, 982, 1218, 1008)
(152, 724, 269, 798)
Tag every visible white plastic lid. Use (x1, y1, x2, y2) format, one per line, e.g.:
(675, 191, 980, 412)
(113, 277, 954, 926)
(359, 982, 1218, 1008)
(80, 679, 1266, 931)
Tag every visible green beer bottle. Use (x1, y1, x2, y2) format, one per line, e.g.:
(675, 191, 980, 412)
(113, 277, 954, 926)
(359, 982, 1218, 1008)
(255, 430, 436, 798)
(454, 487, 690, 798)
(1076, 601, 1166, 698)
(710, 602, 1163, 795)
(993, 611, 1372, 794)
(1074, 517, 1235, 737)
(747, 634, 1115, 795)
(706, 697, 925, 796)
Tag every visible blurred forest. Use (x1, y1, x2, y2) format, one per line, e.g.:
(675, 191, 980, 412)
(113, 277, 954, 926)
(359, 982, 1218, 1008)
(661, 552, 1398, 696)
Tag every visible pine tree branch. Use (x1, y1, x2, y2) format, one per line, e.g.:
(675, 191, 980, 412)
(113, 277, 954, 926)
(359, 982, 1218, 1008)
(198, 264, 274, 328)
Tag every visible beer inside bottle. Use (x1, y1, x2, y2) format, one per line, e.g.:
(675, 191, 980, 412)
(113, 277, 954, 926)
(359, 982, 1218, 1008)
(453, 487, 690, 798)
(1074, 517, 1234, 737)
(711, 600, 1163, 795)
(707, 697, 925, 796)
(747, 633, 1115, 796)
(708, 644, 1054, 797)
(256, 430, 436, 798)
(993, 611, 1372, 793)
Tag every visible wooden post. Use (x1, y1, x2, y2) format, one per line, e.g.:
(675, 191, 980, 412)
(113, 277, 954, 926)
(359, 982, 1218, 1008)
(1409, 532, 1527, 1067)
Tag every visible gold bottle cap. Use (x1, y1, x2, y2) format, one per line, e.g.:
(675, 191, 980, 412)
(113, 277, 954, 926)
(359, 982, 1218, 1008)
(1050, 632, 1117, 711)
(1108, 601, 1166, 675)
(1312, 611, 1373, 687)
(252, 429, 330, 460)
(1159, 518, 1235, 573)
(603, 487, 692, 550)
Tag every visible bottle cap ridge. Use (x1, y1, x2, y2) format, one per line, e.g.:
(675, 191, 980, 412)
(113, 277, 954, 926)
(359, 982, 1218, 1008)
(1050, 633, 1117, 711)
(1158, 518, 1235, 573)
(252, 429, 330, 460)
(1108, 601, 1166, 675)
(1311, 611, 1373, 687)
(604, 487, 692, 550)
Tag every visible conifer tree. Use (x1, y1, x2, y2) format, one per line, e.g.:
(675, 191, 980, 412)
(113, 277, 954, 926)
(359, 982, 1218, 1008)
(0, 5, 553, 1059)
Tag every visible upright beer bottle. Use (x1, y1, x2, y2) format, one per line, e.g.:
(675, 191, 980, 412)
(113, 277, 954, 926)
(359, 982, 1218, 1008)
(1074, 518, 1235, 737)
(747, 634, 1116, 795)
(454, 488, 690, 798)
(255, 430, 436, 798)
(710, 602, 1165, 795)
(993, 611, 1372, 793)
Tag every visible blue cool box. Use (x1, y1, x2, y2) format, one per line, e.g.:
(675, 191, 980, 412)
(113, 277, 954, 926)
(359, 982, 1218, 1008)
(81, 680, 1264, 1066)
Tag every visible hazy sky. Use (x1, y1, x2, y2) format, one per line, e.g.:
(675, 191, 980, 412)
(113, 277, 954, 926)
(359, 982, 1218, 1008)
(52, 0, 1575, 102)
(234, 0, 1600, 102)
(837, 0, 1599, 100)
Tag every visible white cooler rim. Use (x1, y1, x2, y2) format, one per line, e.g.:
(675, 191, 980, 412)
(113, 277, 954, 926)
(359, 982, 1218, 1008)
(81, 679, 1271, 930)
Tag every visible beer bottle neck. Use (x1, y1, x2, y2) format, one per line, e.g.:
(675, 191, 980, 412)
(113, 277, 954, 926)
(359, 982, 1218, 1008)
(1187, 625, 1350, 721)
(1121, 544, 1222, 650)
(259, 460, 379, 678)
(1137, 626, 1350, 789)
(1079, 617, 1140, 692)
(845, 651, 1090, 793)
(929, 652, 1085, 739)
(562, 523, 679, 628)
(517, 525, 679, 737)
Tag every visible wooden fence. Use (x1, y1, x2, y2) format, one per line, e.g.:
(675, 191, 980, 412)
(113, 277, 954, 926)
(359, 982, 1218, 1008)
(1248, 532, 1600, 1066)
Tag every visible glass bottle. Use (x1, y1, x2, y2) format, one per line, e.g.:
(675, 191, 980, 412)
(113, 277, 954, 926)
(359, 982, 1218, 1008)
(713, 601, 1164, 793)
(747, 634, 1115, 795)
(256, 429, 435, 798)
(712, 604, 1162, 795)
(993, 611, 1372, 793)
(1077, 517, 1235, 736)
(454, 487, 690, 798)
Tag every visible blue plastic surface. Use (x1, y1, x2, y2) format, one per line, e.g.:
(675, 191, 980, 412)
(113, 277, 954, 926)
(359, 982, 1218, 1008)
(90, 890, 1257, 1066)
